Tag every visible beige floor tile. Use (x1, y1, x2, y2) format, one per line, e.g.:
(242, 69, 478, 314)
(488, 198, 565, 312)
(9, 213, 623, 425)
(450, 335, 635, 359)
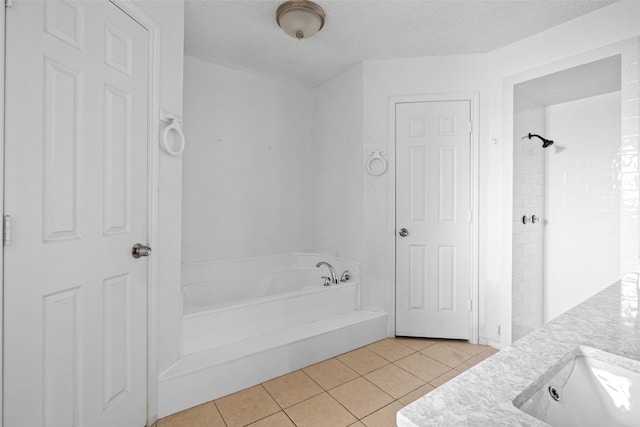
(215, 385, 280, 427)
(285, 393, 356, 427)
(157, 402, 225, 427)
(397, 383, 436, 406)
(247, 411, 296, 427)
(364, 364, 424, 399)
(337, 347, 389, 375)
(361, 401, 405, 427)
(420, 342, 472, 368)
(366, 339, 414, 362)
(263, 370, 323, 408)
(329, 377, 394, 419)
(444, 340, 490, 355)
(393, 337, 440, 351)
(394, 353, 450, 382)
(428, 368, 461, 388)
(303, 358, 359, 390)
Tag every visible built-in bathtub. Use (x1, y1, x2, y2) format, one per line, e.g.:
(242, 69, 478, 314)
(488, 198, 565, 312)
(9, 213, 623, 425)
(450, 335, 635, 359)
(181, 267, 360, 354)
(158, 253, 387, 418)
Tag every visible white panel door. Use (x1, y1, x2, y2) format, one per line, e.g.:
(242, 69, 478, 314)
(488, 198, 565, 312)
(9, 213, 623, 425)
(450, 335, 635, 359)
(395, 101, 472, 339)
(4, 1, 149, 426)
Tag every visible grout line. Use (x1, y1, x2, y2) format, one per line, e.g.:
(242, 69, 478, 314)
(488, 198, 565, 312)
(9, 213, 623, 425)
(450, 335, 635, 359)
(211, 401, 228, 427)
(260, 381, 283, 410)
(282, 409, 297, 427)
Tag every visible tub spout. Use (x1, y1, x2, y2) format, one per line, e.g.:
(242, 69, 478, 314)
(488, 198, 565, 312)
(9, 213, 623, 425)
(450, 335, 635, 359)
(315, 261, 339, 285)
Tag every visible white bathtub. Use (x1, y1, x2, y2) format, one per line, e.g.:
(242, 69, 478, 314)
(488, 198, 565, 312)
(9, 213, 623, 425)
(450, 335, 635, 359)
(182, 268, 343, 312)
(180, 254, 360, 355)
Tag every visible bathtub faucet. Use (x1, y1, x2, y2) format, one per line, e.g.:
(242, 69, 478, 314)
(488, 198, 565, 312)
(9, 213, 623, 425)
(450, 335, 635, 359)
(315, 262, 339, 285)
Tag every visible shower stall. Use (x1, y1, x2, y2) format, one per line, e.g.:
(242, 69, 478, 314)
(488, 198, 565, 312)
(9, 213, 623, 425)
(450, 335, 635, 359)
(511, 51, 636, 342)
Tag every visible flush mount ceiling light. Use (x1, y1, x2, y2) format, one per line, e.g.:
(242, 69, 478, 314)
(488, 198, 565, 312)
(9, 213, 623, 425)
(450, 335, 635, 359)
(276, 0, 325, 40)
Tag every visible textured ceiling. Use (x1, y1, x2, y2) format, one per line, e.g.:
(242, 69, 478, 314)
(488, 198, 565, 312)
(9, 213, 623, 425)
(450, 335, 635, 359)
(185, 0, 617, 87)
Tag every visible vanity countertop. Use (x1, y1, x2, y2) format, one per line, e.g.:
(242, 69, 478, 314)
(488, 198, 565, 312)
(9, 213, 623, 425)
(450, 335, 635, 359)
(397, 275, 640, 426)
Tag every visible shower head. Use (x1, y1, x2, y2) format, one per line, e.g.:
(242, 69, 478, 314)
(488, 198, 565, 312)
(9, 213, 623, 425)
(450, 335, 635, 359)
(528, 133, 554, 148)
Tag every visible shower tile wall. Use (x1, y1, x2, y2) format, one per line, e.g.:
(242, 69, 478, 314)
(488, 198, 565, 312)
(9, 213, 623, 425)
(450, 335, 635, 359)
(512, 106, 545, 342)
(621, 44, 640, 275)
(544, 91, 621, 322)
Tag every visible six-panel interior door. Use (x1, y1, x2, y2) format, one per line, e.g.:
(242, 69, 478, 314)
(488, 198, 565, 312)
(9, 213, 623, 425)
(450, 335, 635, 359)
(395, 100, 472, 339)
(4, 1, 149, 425)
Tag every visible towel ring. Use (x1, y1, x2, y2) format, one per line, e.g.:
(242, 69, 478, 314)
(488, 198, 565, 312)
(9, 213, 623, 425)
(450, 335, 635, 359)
(366, 150, 387, 176)
(161, 115, 185, 156)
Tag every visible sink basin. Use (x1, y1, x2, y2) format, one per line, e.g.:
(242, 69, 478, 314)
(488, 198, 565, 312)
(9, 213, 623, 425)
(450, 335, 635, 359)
(513, 346, 640, 427)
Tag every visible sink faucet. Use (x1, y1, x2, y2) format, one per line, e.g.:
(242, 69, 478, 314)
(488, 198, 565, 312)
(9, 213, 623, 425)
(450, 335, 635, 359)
(315, 261, 339, 285)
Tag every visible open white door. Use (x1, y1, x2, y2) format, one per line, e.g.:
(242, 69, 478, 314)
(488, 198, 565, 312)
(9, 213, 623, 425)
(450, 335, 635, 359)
(4, 1, 150, 425)
(395, 100, 472, 339)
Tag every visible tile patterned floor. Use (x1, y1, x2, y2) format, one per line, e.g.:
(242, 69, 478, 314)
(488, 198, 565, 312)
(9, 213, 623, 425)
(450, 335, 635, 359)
(154, 338, 498, 427)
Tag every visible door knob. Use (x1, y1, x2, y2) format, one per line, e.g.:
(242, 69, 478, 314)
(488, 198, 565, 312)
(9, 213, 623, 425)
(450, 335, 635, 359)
(132, 243, 152, 258)
(399, 228, 409, 237)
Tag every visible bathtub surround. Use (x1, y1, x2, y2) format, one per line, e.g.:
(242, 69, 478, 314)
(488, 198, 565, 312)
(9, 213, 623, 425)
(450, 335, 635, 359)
(181, 56, 313, 264)
(181, 56, 363, 264)
(398, 274, 640, 426)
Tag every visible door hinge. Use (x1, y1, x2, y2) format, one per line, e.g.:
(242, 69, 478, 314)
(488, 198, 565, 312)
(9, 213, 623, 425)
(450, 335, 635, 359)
(5, 0, 12, 8)
(467, 121, 473, 134)
(468, 210, 473, 223)
(467, 299, 472, 312)
(3, 215, 11, 246)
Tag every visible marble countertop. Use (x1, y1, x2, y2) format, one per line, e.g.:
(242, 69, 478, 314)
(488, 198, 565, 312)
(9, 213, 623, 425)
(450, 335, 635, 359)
(397, 275, 640, 426)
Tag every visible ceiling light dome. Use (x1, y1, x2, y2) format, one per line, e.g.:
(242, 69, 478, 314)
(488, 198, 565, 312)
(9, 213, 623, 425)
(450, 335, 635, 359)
(276, 0, 325, 40)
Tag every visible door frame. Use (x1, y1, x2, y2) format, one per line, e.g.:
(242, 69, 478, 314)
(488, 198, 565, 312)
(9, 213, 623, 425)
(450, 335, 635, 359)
(0, 2, 6, 423)
(388, 93, 480, 344)
(0, 1, 161, 425)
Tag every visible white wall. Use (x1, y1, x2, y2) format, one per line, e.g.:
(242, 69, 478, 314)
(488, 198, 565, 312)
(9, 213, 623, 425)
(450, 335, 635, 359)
(181, 56, 314, 264)
(361, 55, 491, 338)
(311, 64, 364, 261)
(544, 91, 621, 321)
(511, 106, 545, 341)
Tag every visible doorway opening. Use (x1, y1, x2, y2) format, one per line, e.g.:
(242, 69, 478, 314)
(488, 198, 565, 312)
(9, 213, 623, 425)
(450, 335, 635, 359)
(511, 54, 628, 341)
